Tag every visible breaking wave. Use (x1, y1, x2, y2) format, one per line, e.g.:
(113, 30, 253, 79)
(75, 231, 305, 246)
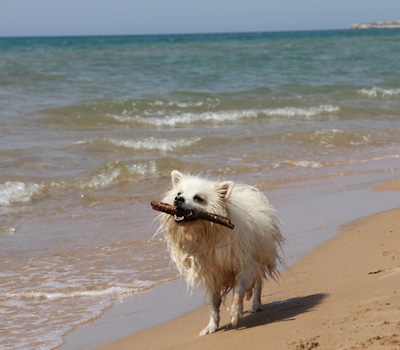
(72, 136, 201, 152)
(110, 105, 340, 127)
(0, 158, 181, 206)
(0, 181, 44, 206)
(5, 281, 155, 301)
(358, 86, 400, 98)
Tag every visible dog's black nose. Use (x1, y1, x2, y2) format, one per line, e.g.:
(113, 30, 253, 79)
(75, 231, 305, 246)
(174, 196, 185, 206)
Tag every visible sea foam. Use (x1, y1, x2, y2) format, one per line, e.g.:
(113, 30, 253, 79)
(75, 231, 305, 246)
(358, 86, 400, 98)
(0, 181, 43, 206)
(110, 105, 340, 127)
(5, 281, 154, 301)
(107, 137, 201, 151)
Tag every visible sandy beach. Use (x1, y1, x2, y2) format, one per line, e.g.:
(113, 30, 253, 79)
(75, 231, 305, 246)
(94, 178, 400, 350)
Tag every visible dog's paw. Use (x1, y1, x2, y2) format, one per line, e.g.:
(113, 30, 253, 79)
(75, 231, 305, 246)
(230, 303, 243, 327)
(199, 324, 217, 336)
(249, 301, 262, 313)
(230, 314, 240, 328)
(249, 306, 261, 313)
(230, 309, 243, 327)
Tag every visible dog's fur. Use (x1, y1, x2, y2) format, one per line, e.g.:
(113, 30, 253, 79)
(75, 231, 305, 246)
(157, 170, 284, 335)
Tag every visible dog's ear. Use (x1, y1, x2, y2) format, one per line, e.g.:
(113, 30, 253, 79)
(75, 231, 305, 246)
(215, 181, 234, 200)
(171, 170, 184, 188)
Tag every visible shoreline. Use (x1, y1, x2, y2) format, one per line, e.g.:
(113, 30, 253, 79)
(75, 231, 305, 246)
(60, 279, 204, 350)
(62, 177, 400, 349)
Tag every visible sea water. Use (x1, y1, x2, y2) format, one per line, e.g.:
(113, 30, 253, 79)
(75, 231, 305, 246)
(1, 29, 400, 349)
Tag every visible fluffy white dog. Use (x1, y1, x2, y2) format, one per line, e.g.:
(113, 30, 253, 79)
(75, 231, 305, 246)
(157, 170, 284, 335)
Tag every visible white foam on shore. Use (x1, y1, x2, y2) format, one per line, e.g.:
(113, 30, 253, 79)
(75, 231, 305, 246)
(1, 276, 157, 349)
(6, 281, 154, 301)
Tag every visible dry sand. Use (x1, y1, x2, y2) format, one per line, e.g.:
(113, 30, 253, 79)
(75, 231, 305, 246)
(97, 180, 400, 350)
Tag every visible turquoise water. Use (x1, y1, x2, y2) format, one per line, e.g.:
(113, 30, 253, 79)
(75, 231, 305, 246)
(1, 29, 400, 349)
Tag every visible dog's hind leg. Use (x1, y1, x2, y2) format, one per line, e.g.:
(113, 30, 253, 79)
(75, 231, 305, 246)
(250, 279, 262, 313)
(199, 291, 221, 336)
(230, 274, 250, 327)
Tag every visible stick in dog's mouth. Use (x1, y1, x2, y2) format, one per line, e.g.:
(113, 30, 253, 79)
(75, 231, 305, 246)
(151, 201, 234, 229)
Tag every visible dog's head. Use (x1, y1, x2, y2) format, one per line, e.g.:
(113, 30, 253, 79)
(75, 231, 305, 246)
(165, 170, 234, 224)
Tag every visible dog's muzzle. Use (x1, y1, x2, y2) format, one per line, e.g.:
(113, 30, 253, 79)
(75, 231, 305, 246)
(173, 196, 197, 223)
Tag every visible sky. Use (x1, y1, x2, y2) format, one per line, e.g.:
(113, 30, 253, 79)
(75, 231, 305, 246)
(1, 0, 400, 37)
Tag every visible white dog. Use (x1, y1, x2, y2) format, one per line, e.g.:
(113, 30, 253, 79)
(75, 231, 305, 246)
(157, 170, 284, 335)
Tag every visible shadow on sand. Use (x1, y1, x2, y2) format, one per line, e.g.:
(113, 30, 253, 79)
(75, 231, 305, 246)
(219, 293, 328, 332)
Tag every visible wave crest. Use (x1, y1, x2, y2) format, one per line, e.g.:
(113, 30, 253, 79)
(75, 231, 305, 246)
(358, 86, 400, 98)
(0, 181, 44, 206)
(5, 280, 155, 301)
(111, 104, 340, 127)
(72, 136, 201, 152)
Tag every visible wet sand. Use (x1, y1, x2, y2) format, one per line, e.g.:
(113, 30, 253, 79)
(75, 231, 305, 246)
(92, 179, 400, 350)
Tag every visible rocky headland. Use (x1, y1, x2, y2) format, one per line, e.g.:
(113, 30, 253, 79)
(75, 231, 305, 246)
(349, 20, 400, 29)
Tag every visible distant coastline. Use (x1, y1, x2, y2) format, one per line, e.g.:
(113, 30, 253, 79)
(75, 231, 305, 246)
(349, 20, 400, 30)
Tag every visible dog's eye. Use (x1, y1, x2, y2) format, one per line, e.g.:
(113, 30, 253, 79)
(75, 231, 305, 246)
(177, 192, 182, 196)
(193, 195, 204, 203)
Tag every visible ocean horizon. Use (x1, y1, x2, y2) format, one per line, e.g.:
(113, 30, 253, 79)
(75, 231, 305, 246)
(0, 27, 349, 38)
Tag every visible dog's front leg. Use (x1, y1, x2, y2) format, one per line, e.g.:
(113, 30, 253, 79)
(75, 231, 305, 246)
(199, 291, 221, 336)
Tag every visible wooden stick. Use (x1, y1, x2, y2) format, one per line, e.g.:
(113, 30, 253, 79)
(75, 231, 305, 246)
(151, 201, 234, 229)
